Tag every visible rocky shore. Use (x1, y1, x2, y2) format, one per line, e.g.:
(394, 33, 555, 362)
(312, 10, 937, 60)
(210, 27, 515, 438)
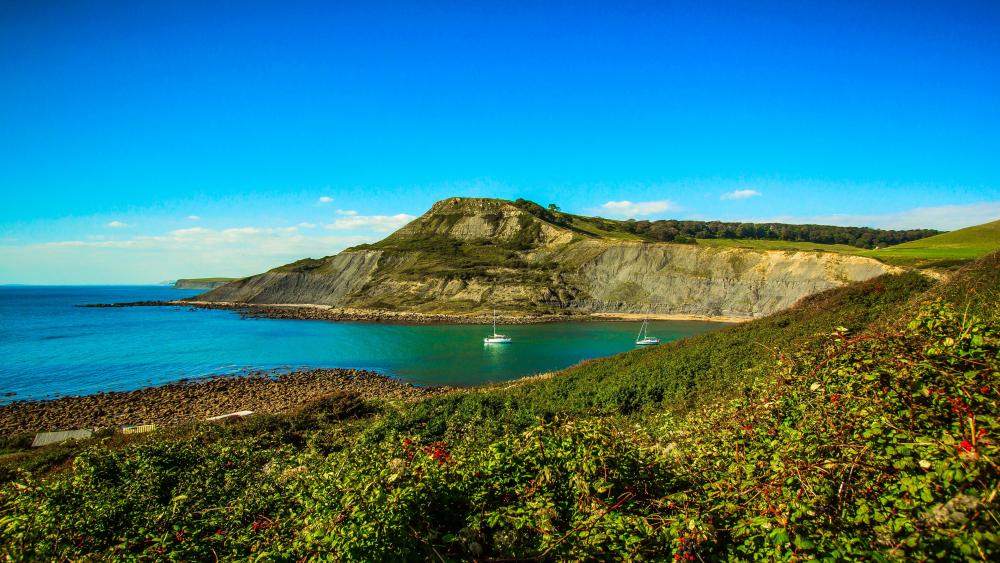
(78, 300, 169, 308)
(0, 369, 446, 435)
(79, 300, 585, 324)
(79, 300, 744, 324)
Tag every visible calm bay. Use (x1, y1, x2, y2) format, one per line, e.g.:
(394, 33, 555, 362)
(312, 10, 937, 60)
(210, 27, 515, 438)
(0, 286, 728, 402)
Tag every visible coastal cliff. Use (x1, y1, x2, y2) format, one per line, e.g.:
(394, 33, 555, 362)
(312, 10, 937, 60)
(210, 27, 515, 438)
(198, 198, 901, 319)
(174, 278, 236, 290)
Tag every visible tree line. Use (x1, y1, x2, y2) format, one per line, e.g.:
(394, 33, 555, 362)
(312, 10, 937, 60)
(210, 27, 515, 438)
(512, 198, 939, 249)
(620, 219, 938, 248)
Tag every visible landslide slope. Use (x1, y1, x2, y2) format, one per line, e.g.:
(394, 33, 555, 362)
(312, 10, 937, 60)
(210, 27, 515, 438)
(199, 197, 902, 318)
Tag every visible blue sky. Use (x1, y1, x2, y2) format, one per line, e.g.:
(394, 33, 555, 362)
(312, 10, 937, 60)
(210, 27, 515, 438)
(1, 0, 998, 283)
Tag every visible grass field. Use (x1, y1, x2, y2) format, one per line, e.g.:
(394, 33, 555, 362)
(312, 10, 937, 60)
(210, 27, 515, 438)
(695, 237, 871, 254)
(696, 219, 1000, 269)
(562, 215, 648, 241)
(860, 218, 1000, 267)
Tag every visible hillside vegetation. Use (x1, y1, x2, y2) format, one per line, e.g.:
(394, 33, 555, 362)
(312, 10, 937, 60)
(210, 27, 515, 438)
(2, 253, 997, 560)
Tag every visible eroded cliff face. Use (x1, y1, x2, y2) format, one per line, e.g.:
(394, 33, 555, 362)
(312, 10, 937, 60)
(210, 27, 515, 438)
(199, 250, 384, 305)
(568, 242, 899, 317)
(197, 197, 902, 318)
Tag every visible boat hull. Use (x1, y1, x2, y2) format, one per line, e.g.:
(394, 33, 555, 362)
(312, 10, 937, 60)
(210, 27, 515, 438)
(484, 337, 512, 344)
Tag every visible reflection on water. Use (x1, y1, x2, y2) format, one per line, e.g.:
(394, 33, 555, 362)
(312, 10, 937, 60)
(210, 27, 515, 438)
(481, 340, 510, 366)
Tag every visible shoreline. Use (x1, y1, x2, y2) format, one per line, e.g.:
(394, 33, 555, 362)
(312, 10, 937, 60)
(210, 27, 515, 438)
(81, 300, 749, 325)
(0, 369, 446, 435)
(587, 311, 750, 323)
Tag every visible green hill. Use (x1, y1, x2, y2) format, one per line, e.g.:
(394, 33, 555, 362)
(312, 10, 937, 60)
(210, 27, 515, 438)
(198, 198, 914, 319)
(694, 218, 1000, 269)
(197, 198, 997, 320)
(2, 253, 997, 560)
(862, 218, 1000, 268)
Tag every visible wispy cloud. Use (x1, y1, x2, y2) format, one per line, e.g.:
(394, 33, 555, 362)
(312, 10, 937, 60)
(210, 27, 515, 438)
(298, 222, 317, 229)
(720, 189, 762, 201)
(598, 200, 678, 218)
(745, 202, 1000, 231)
(325, 212, 416, 232)
(106, 220, 131, 228)
(12, 224, 373, 283)
(187, 215, 201, 221)
(170, 227, 211, 237)
(317, 196, 333, 204)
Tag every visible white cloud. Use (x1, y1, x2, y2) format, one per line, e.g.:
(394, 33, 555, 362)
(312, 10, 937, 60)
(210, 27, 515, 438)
(745, 202, 1000, 231)
(317, 196, 333, 204)
(598, 200, 678, 218)
(106, 220, 131, 228)
(721, 189, 762, 201)
(187, 215, 201, 221)
(298, 222, 317, 229)
(325, 213, 416, 232)
(336, 209, 358, 216)
(171, 227, 211, 237)
(9, 225, 375, 283)
(222, 227, 261, 236)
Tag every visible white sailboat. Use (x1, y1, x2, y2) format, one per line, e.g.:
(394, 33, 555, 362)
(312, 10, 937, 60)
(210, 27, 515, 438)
(483, 309, 512, 344)
(635, 318, 660, 346)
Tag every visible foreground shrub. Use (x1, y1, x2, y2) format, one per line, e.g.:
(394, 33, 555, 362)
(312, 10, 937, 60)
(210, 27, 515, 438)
(656, 300, 999, 560)
(1, 300, 996, 560)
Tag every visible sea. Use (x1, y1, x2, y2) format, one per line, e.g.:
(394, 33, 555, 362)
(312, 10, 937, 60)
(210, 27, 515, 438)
(0, 285, 729, 403)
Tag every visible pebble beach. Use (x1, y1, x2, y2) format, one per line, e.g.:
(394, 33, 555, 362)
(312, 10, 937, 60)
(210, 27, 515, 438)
(0, 368, 446, 435)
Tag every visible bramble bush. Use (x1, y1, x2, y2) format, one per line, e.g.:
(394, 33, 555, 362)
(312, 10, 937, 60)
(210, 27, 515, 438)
(645, 299, 999, 560)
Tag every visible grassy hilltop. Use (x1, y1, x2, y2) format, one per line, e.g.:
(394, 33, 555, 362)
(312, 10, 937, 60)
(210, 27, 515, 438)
(2, 247, 998, 559)
(862, 219, 1000, 268)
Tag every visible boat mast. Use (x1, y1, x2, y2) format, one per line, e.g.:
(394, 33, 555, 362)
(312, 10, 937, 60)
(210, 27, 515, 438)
(493, 308, 498, 337)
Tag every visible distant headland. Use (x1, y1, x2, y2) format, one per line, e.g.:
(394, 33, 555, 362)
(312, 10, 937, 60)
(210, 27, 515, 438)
(173, 277, 236, 290)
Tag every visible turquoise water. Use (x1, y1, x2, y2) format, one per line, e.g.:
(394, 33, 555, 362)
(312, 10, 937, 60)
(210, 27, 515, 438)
(0, 286, 729, 402)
